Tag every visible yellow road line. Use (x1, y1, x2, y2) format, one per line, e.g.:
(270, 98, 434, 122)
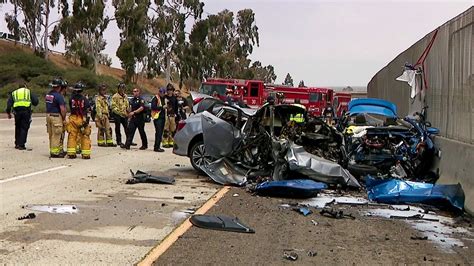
(138, 186, 231, 266)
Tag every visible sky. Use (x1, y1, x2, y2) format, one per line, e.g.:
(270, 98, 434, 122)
(0, 0, 472, 87)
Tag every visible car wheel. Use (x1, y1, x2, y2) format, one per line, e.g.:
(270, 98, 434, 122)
(189, 140, 213, 173)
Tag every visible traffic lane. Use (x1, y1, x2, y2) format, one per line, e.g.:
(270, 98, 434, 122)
(0, 117, 219, 264)
(0, 156, 218, 264)
(0, 116, 157, 179)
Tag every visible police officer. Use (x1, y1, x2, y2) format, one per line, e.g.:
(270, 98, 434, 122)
(111, 82, 130, 146)
(45, 78, 67, 158)
(95, 84, 115, 147)
(5, 85, 39, 150)
(151, 87, 166, 152)
(66, 82, 92, 159)
(122, 87, 147, 150)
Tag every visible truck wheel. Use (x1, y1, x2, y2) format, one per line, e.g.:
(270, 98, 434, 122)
(189, 140, 213, 173)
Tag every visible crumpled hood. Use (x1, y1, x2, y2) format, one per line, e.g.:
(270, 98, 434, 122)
(287, 144, 361, 188)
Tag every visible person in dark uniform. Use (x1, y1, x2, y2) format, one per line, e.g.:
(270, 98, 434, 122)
(122, 87, 147, 150)
(176, 90, 189, 121)
(165, 84, 179, 120)
(151, 87, 167, 152)
(6, 85, 39, 150)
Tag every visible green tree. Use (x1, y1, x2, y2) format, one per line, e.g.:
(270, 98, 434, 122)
(284, 73, 293, 86)
(298, 80, 305, 87)
(185, 8, 259, 81)
(113, 0, 150, 82)
(148, 0, 204, 85)
(248, 61, 277, 83)
(4, 0, 55, 59)
(51, 0, 110, 73)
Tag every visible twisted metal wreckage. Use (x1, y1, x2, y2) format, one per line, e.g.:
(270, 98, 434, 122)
(194, 97, 464, 211)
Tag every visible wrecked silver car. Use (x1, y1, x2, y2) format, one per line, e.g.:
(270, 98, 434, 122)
(173, 97, 256, 172)
(198, 102, 360, 187)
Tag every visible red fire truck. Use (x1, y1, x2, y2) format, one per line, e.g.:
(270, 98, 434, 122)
(197, 78, 350, 117)
(199, 78, 264, 107)
(333, 92, 352, 117)
(264, 85, 334, 117)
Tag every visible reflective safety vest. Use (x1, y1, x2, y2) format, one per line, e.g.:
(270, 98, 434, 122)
(12, 87, 31, 108)
(151, 95, 162, 120)
(290, 103, 306, 123)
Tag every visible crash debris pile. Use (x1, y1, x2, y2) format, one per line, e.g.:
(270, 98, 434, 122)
(193, 97, 465, 212)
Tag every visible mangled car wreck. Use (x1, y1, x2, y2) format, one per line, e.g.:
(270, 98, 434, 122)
(339, 98, 440, 182)
(174, 97, 360, 187)
(174, 95, 464, 212)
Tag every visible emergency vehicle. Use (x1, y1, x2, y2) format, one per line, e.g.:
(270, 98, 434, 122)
(333, 92, 352, 117)
(197, 78, 350, 117)
(198, 78, 263, 107)
(264, 85, 334, 117)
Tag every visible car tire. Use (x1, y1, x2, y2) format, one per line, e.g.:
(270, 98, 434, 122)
(189, 140, 213, 173)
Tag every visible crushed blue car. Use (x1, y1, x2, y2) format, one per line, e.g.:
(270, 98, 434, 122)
(341, 98, 439, 182)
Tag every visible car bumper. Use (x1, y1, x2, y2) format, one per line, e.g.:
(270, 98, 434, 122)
(173, 132, 189, 156)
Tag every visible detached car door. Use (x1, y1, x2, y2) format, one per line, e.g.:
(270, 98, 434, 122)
(201, 110, 242, 158)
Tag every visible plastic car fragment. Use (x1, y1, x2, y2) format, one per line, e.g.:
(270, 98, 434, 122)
(255, 179, 327, 198)
(365, 175, 465, 212)
(190, 214, 255, 233)
(127, 169, 175, 185)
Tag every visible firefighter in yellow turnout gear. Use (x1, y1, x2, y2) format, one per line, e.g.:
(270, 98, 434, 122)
(290, 99, 306, 123)
(95, 85, 115, 147)
(66, 82, 92, 159)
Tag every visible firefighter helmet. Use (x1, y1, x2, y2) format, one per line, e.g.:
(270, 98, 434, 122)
(117, 82, 126, 90)
(50, 78, 64, 88)
(72, 82, 86, 92)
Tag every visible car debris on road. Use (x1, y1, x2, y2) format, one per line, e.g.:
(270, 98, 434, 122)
(17, 213, 36, 220)
(189, 214, 255, 233)
(126, 169, 175, 185)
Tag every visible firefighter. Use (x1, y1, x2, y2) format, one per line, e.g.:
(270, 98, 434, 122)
(122, 87, 148, 150)
(225, 89, 234, 105)
(290, 98, 306, 123)
(163, 84, 178, 148)
(111, 82, 130, 146)
(162, 96, 176, 148)
(95, 84, 115, 147)
(151, 87, 166, 152)
(66, 82, 92, 159)
(6, 84, 39, 150)
(45, 78, 67, 158)
(322, 101, 335, 125)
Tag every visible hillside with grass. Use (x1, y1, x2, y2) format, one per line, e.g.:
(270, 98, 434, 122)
(0, 40, 175, 113)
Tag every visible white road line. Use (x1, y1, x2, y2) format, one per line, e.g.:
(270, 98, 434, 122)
(0, 165, 69, 184)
